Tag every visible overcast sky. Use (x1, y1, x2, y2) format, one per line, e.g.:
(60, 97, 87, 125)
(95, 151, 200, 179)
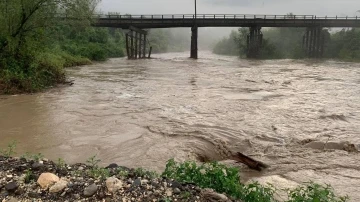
(100, 0, 360, 17)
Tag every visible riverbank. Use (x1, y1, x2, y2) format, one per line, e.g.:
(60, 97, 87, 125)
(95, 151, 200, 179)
(0, 156, 232, 202)
(0, 154, 350, 202)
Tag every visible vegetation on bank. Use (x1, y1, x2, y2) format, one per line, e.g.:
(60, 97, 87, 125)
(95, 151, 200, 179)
(162, 159, 349, 202)
(0, 0, 127, 94)
(0, 141, 349, 202)
(213, 22, 360, 61)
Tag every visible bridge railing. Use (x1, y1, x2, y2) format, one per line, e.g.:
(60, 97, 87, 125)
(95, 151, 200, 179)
(93, 14, 359, 20)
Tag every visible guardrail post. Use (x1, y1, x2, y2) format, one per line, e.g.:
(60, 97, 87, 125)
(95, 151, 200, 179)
(336, 15, 337, 19)
(346, 16, 348, 19)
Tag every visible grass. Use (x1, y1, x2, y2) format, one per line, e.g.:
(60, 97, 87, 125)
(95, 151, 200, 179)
(21, 152, 44, 162)
(24, 169, 35, 184)
(162, 159, 349, 202)
(56, 158, 66, 169)
(85, 155, 110, 180)
(0, 141, 17, 157)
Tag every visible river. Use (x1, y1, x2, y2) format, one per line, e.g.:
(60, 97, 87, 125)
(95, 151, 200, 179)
(1, 52, 360, 200)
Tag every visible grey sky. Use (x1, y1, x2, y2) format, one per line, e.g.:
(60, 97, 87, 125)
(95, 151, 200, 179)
(100, 0, 360, 17)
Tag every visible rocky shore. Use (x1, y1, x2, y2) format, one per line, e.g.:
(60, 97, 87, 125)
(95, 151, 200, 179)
(0, 156, 234, 202)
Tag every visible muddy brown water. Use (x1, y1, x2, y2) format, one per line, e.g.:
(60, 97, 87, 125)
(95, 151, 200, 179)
(1, 52, 360, 200)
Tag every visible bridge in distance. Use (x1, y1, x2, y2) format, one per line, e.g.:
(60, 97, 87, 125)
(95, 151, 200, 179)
(92, 14, 360, 59)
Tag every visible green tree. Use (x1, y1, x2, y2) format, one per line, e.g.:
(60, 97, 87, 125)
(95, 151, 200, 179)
(0, 0, 125, 94)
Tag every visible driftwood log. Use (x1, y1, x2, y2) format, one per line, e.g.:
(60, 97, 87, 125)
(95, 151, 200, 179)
(230, 152, 269, 171)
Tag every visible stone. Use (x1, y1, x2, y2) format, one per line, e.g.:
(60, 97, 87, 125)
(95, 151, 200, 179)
(6, 197, 18, 202)
(133, 178, 141, 187)
(78, 167, 84, 171)
(74, 194, 80, 199)
(37, 173, 60, 189)
(5, 182, 18, 192)
(83, 183, 97, 197)
(28, 192, 40, 198)
(170, 181, 182, 189)
(14, 188, 24, 195)
(173, 188, 181, 194)
(165, 189, 173, 197)
(162, 182, 167, 188)
(106, 177, 123, 193)
(141, 179, 149, 186)
(49, 180, 68, 193)
(0, 190, 9, 198)
(151, 181, 160, 188)
(105, 163, 118, 169)
(32, 162, 43, 170)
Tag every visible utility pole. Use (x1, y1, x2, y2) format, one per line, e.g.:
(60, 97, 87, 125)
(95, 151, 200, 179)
(195, 0, 197, 21)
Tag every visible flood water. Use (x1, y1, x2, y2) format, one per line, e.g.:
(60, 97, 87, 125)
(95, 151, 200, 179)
(1, 52, 360, 200)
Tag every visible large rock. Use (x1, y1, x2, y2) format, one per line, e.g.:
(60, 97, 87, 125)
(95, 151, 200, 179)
(84, 183, 97, 197)
(37, 173, 60, 189)
(201, 189, 230, 202)
(105, 177, 123, 193)
(49, 180, 68, 193)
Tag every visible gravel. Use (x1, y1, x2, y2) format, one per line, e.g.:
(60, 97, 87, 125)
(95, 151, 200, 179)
(0, 156, 236, 202)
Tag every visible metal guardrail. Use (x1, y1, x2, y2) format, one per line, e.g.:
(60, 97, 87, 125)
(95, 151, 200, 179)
(93, 14, 360, 20)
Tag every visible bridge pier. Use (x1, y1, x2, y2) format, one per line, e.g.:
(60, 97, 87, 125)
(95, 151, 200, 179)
(303, 27, 325, 58)
(190, 26, 198, 59)
(247, 27, 263, 58)
(126, 26, 152, 59)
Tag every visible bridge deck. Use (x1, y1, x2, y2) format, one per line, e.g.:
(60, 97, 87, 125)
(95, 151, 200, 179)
(93, 14, 360, 29)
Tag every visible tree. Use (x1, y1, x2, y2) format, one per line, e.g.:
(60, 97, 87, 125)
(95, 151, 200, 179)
(0, 0, 101, 56)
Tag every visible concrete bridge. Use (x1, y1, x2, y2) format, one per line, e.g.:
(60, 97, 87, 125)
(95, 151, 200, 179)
(92, 14, 360, 59)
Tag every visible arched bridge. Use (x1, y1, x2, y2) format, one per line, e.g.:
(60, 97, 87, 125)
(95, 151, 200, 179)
(92, 14, 360, 59)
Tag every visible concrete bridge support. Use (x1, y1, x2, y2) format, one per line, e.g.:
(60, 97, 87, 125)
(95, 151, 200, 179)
(247, 27, 263, 58)
(126, 26, 152, 59)
(303, 27, 325, 58)
(190, 26, 198, 59)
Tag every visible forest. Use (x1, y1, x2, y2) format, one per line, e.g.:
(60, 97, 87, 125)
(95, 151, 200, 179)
(213, 27, 360, 61)
(0, 0, 185, 94)
(0, 0, 124, 93)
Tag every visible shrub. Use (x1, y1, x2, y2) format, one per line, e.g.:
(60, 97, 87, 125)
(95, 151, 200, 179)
(162, 159, 349, 202)
(287, 183, 349, 202)
(162, 159, 275, 201)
